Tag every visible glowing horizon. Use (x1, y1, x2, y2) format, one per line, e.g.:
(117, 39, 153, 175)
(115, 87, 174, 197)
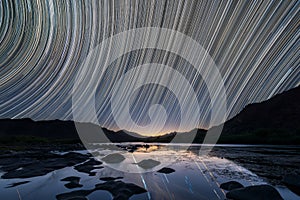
(0, 0, 299, 136)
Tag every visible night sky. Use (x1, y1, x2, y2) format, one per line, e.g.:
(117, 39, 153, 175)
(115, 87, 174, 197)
(0, 0, 299, 135)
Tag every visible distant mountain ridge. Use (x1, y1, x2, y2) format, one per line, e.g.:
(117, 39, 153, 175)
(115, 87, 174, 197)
(0, 118, 174, 144)
(211, 85, 300, 144)
(0, 86, 299, 144)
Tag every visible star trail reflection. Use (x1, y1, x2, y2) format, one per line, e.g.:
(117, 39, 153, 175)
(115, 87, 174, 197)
(0, 0, 299, 135)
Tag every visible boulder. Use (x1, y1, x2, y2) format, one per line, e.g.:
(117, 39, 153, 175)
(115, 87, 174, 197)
(102, 153, 125, 163)
(283, 174, 300, 196)
(74, 159, 103, 176)
(61, 176, 82, 189)
(135, 159, 160, 169)
(220, 181, 244, 191)
(100, 177, 123, 181)
(226, 185, 283, 200)
(157, 167, 175, 174)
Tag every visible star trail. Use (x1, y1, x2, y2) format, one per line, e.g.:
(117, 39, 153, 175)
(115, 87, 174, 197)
(0, 0, 299, 135)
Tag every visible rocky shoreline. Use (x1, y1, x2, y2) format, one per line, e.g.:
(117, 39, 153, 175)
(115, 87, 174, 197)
(0, 144, 299, 199)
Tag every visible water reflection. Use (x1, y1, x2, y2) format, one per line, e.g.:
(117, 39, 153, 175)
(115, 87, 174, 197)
(0, 144, 299, 200)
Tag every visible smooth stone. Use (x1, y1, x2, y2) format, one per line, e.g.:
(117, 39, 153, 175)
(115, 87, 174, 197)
(95, 181, 147, 198)
(1, 152, 89, 179)
(226, 185, 284, 200)
(6, 181, 30, 188)
(101, 153, 125, 164)
(61, 176, 82, 189)
(135, 159, 160, 169)
(220, 181, 244, 191)
(61, 176, 80, 182)
(64, 182, 83, 189)
(157, 167, 175, 174)
(56, 180, 147, 200)
(100, 177, 123, 181)
(74, 159, 103, 176)
(283, 174, 300, 196)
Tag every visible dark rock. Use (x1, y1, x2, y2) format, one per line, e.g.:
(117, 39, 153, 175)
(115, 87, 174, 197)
(135, 159, 160, 169)
(102, 153, 125, 164)
(74, 159, 103, 176)
(95, 181, 147, 198)
(157, 167, 175, 174)
(56, 190, 91, 200)
(56, 180, 147, 200)
(226, 185, 284, 200)
(61, 176, 82, 189)
(6, 181, 30, 188)
(100, 177, 123, 181)
(64, 182, 83, 189)
(283, 174, 300, 196)
(84, 158, 102, 165)
(1, 152, 90, 179)
(220, 181, 244, 191)
(61, 176, 81, 182)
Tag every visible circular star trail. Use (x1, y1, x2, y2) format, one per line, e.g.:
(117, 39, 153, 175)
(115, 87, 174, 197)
(0, 0, 299, 135)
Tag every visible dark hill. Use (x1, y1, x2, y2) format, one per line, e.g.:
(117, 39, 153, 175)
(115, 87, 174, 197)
(223, 86, 300, 134)
(0, 118, 174, 144)
(210, 86, 300, 144)
(0, 86, 299, 145)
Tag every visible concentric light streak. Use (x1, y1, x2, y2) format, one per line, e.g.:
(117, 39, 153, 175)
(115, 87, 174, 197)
(0, 0, 299, 135)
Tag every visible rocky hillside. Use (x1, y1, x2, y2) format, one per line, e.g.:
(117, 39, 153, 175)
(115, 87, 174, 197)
(212, 86, 300, 144)
(0, 86, 299, 145)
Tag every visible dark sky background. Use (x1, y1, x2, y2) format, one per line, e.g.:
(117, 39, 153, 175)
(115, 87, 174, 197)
(0, 0, 299, 135)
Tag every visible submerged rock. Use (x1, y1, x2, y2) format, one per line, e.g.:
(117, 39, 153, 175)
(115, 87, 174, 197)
(220, 181, 244, 191)
(157, 167, 175, 174)
(56, 190, 91, 200)
(64, 182, 83, 189)
(135, 159, 160, 169)
(283, 174, 300, 196)
(100, 177, 123, 181)
(6, 181, 30, 188)
(56, 180, 147, 200)
(1, 152, 90, 179)
(226, 185, 283, 200)
(61, 176, 82, 189)
(74, 159, 103, 176)
(95, 181, 147, 199)
(61, 176, 80, 182)
(102, 153, 125, 164)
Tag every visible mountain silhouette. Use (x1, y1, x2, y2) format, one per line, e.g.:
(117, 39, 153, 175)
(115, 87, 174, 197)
(211, 86, 300, 144)
(0, 86, 299, 145)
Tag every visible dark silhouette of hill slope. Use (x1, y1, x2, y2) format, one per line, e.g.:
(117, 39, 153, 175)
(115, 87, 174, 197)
(223, 86, 299, 134)
(0, 86, 299, 145)
(211, 86, 300, 144)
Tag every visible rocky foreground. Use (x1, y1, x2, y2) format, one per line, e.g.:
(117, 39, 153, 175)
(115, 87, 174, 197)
(220, 181, 284, 200)
(0, 147, 150, 200)
(0, 144, 299, 199)
(209, 145, 300, 186)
